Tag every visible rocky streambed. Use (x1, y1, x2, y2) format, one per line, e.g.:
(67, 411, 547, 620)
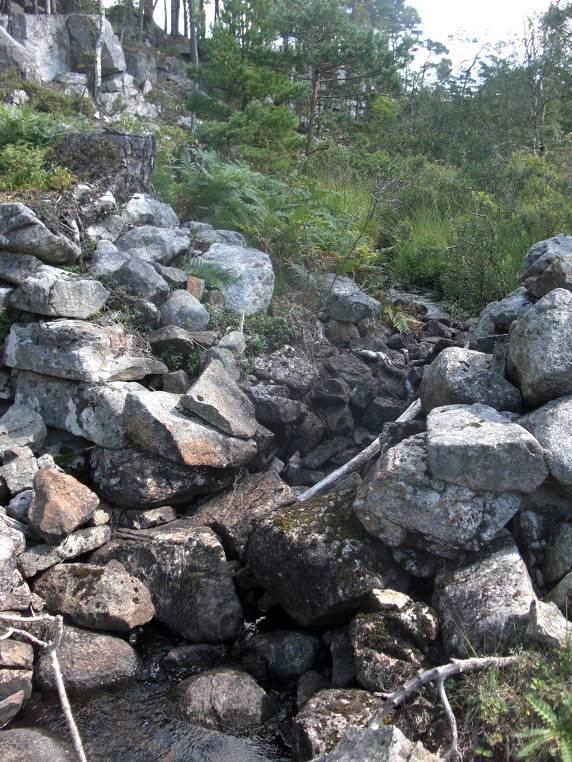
(0, 185, 570, 761)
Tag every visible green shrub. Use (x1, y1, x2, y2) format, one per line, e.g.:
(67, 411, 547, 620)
(186, 258, 238, 289)
(0, 105, 64, 149)
(0, 142, 74, 191)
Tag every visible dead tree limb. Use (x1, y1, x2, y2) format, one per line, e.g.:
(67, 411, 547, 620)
(297, 398, 422, 502)
(0, 612, 88, 762)
(369, 655, 521, 760)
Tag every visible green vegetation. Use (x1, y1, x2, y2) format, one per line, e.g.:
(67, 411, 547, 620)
(185, 258, 238, 290)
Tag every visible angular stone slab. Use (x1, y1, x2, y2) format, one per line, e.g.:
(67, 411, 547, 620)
(0, 203, 80, 264)
(520, 396, 572, 493)
(9, 266, 108, 319)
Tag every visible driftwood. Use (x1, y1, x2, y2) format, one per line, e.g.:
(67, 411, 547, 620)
(297, 398, 422, 502)
(0, 612, 88, 762)
(369, 655, 521, 760)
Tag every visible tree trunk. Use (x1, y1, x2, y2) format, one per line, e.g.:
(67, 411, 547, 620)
(305, 68, 320, 157)
(214, 0, 219, 21)
(32, 0, 38, 14)
(171, 0, 180, 36)
(94, 2, 105, 101)
(189, 0, 198, 65)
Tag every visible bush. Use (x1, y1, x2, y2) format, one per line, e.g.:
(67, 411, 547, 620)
(0, 142, 74, 192)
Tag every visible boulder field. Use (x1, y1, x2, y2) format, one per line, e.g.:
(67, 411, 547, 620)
(0, 191, 570, 761)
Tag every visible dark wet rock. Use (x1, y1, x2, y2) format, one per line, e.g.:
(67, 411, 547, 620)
(33, 562, 155, 632)
(311, 378, 351, 404)
(297, 670, 330, 709)
(148, 325, 215, 355)
(301, 437, 352, 470)
(186, 470, 294, 560)
(0, 728, 73, 760)
(323, 354, 374, 388)
(35, 625, 139, 692)
(329, 628, 356, 688)
(250, 386, 308, 427)
(291, 688, 379, 761)
(240, 630, 321, 680)
(543, 522, 572, 585)
(173, 668, 271, 732)
(364, 397, 407, 432)
(433, 535, 537, 656)
(91, 521, 243, 642)
(90, 446, 235, 509)
(162, 643, 228, 671)
(114, 506, 177, 531)
(317, 402, 354, 438)
(247, 489, 408, 628)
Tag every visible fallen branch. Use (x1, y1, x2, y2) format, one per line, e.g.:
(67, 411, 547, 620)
(369, 655, 521, 760)
(0, 612, 88, 762)
(297, 398, 421, 502)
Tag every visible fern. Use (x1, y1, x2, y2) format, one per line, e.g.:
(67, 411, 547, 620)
(517, 693, 572, 761)
(382, 304, 412, 334)
(186, 258, 238, 290)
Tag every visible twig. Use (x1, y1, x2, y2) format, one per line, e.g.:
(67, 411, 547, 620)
(369, 655, 521, 754)
(297, 399, 421, 502)
(0, 612, 88, 762)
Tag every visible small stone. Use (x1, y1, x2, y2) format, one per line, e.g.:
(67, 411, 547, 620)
(186, 275, 206, 300)
(525, 600, 571, 649)
(160, 289, 210, 331)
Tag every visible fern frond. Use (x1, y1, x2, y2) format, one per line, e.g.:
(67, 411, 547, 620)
(527, 695, 560, 730)
(186, 258, 238, 289)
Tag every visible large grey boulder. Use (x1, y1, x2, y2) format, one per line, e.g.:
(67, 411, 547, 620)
(124, 389, 257, 468)
(35, 625, 139, 692)
(426, 404, 548, 493)
(115, 226, 189, 264)
(173, 668, 271, 732)
(519, 396, 572, 493)
(113, 258, 170, 304)
(159, 289, 210, 330)
(198, 243, 274, 314)
(66, 14, 126, 76)
(4, 320, 167, 383)
(33, 562, 155, 631)
(90, 446, 235, 509)
(0, 251, 47, 284)
(15, 372, 144, 449)
(319, 726, 440, 762)
(187, 470, 294, 560)
(122, 193, 179, 228)
(354, 434, 523, 562)
(470, 287, 533, 351)
(0, 404, 46, 452)
(9, 266, 108, 319)
(182, 359, 258, 438)
(507, 288, 572, 405)
(520, 234, 572, 298)
(247, 489, 408, 628)
(0, 203, 80, 264)
(419, 347, 521, 412)
(90, 240, 130, 278)
(91, 521, 243, 642)
(319, 273, 381, 322)
(433, 535, 536, 655)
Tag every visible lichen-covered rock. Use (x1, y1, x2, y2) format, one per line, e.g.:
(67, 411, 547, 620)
(0, 404, 46, 453)
(91, 521, 243, 642)
(173, 668, 271, 732)
(470, 287, 533, 351)
(520, 397, 572, 493)
(252, 346, 319, 394)
(433, 535, 537, 655)
(122, 193, 179, 228)
(124, 389, 257, 468)
(525, 600, 571, 650)
(27, 469, 100, 544)
(9, 266, 108, 319)
(426, 404, 548, 493)
(0, 444, 37, 495)
(115, 225, 189, 264)
(90, 446, 235, 508)
(0, 203, 80, 264)
(247, 489, 408, 627)
(0, 728, 73, 761)
(507, 288, 572, 405)
(319, 273, 381, 322)
(33, 562, 155, 632)
(35, 625, 139, 692)
(520, 235, 572, 298)
(420, 347, 521, 412)
(291, 689, 380, 761)
(198, 243, 274, 314)
(319, 726, 440, 762)
(159, 289, 210, 330)
(112, 258, 170, 304)
(18, 526, 111, 578)
(542, 522, 572, 585)
(354, 433, 522, 562)
(66, 13, 126, 76)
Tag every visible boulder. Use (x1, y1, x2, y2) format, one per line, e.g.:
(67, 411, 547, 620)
(525, 600, 571, 650)
(420, 347, 522, 412)
(521, 233, 572, 274)
(33, 562, 155, 632)
(114, 506, 177, 530)
(122, 194, 179, 228)
(319, 273, 380, 322)
(0, 728, 72, 761)
(159, 289, 210, 330)
(87, 214, 127, 243)
(162, 643, 227, 671)
(15, 372, 143, 449)
(27, 469, 99, 544)
(0, 444, 37, 495)
(319, 726, 440, 762)
(364, 397, 407, 431)
(252, 346, 319, 393)
(240, 630, 321, 680)
(0, 203, 80, 264)
(173, 668, 271, 732)
(90, 446, 235, 509)
(426, 404, 548, 493)
(470, 287, 533, 352)
(520, 397, 572, 493)
(66, 14, 126, 75)
(4, 320, 167, 383)
(291, 689, 379, 761)
(247, 489, 408, 627)
(182, 359, 258, 438)
(9, 267, 108, 319)
(250, 386, 308, 427)
(354, 433, 523, 562)
(186, 470, 294, 559)
(521, 235, 572, 298)
(90, 241, 131, 278)
(35, 624, 139, 692)
(18, 526, 111, 578)
(124, 389, 256, 468)
(542, 522, 572, 585)
(112, 258, 170, 304)
(198, 243, 274, 314)
(547, 571, 572, 614)
(148, 325, 215, 356)
(433, 535, 537, 655)
(91, 521, 243, 642)
(115, 226, 189, 264)
(0, 404, 46, 452)
(218, 330, 246, 354)
(507, 288, 572, 405)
